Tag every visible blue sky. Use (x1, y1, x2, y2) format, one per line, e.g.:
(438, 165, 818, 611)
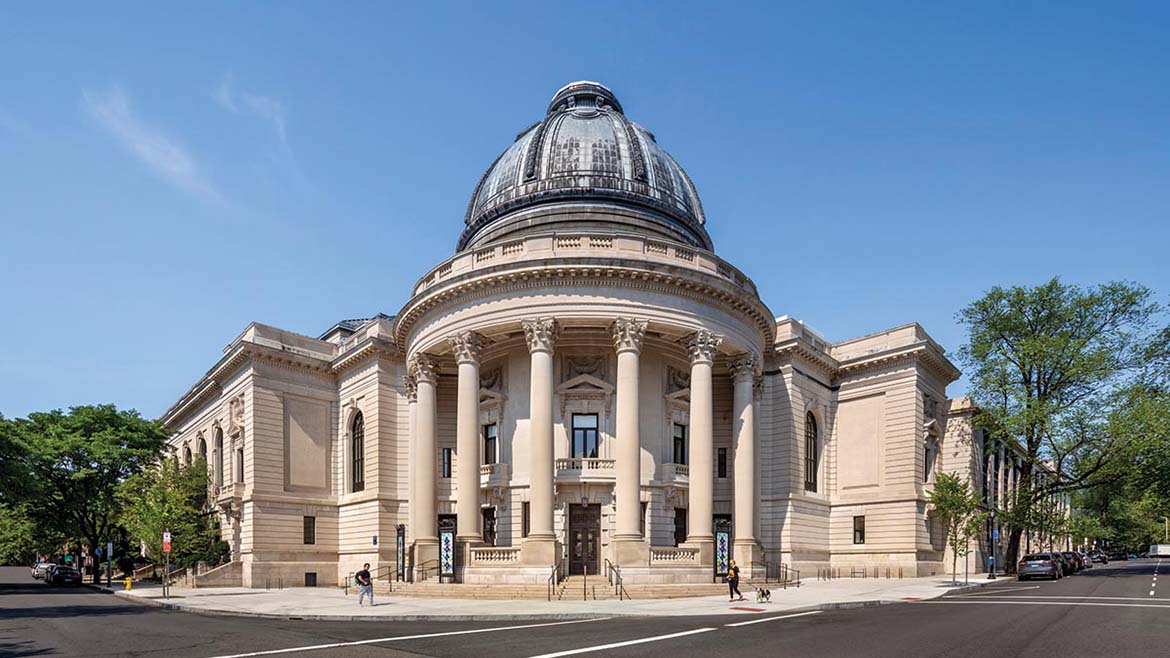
(1, 2, 1167, 419)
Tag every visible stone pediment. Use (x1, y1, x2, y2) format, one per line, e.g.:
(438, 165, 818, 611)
(556, 374, 614, 416)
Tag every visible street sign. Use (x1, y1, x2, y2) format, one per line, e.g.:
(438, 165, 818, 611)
(95, 547, 102, 557)
(992, 529, 999, 540)
(163, 531, 172, 553)
(372, 535, 378, 546)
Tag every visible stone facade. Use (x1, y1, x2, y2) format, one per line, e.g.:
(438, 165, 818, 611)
(161, 81, 988, 587)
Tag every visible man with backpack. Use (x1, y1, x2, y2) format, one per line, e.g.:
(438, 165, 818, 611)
(356, 563, 373, 607)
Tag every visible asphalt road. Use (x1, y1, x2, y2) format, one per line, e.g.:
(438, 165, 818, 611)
(1, 560, 1166, 658)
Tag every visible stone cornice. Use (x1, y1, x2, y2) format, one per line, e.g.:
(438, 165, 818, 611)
(835, 341, 961, 383)
(330, 336, 401, 374)
(394, 258, 775, 350)
(772, 338, 838, 376)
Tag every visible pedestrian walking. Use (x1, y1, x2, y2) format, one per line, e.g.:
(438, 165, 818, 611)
(727, 559, 744, 601)
(356, 563, 374, 607)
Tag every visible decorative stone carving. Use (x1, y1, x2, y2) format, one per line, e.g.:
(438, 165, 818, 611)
(479, 367, 502, 393)
(753, 374, 765, 401)
(564, 354, 607, 382)
(687, 330, 723, 365)
(522, 318, 559, 354)
(227, 394, 245, 437)
(728, 353, 757, 382)
(666, 365, 691, 394)
(664, 485, 684, 509)
(409, 354, 439, 384)
(403, 374, 418, 403)
(447, 331, 483, 365)
(611, 318, 647, 354)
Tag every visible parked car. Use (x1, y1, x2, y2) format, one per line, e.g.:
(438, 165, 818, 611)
(1108, 550, 1129, 561)
(1019, 553, 1063, 580)
(31, 562, 55, 580)
(1062, 551, 1085, 572)
(1050, 552, 1069, 576)
(1088, 550, 1108, 564)
(44, 565, 82, 586)
(1079, 552, 1093, 569)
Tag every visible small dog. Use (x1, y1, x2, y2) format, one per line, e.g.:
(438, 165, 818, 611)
(754, 585, 771, 603)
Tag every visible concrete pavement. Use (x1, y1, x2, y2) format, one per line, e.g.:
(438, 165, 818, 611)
(91, 573, 989, 620)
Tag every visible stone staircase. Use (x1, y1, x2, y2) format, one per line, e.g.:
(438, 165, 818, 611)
(362, 576, 729, 600)
(371, 579, 553, 599)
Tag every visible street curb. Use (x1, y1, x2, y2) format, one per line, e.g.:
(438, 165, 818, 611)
(100, 579, 1006, 622)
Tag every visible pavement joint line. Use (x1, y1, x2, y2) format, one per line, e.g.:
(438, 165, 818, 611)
(947, 595, 1168, 602)
(193, 617, 611, 658)
(724, 610, 822, 627)
(519, 627, 718, 658)
(927, 600, 1170, 609)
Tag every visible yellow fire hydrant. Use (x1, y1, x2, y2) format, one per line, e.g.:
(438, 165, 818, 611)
(124, 577, 132, 591)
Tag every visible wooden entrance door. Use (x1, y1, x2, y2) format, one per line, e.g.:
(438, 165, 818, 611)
(568, 504, 600, 576)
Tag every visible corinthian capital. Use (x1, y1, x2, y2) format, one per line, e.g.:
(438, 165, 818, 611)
(728, 352, 758, 382)
(408, 353, 439, 384)
(611, 318, 648, 354)
(403, 374, 418, 402)
(687, 330, 723, 365)
(447, 331, 484, 365)
(522, 318, 559, 354)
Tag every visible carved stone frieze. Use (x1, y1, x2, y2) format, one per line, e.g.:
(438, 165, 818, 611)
(564, 354, 607, 383)
(666, 365, 691, 394)
(479, 367, 502, 392)
(611, 318, 647, 354)
(522, 318, 559, 354)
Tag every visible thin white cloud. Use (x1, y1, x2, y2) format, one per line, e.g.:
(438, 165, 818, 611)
(82, 87, 221, 202)
(214, 73, 288, 146)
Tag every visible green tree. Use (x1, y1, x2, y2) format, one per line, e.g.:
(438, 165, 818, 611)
(0, 504, 67, 565)
(7, 405, 169, 582)
(958, 278, 1161, 571)
(929, 472, 983, 584)
(120, 456, 227, 570)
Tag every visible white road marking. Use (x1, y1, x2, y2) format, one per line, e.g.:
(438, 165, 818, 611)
(724, 610, 823, 627)
(929, 600, 1170, 609)
(1152, 591, 1156, 597)
(951, 595, 1165, 602)
(199, 618, 610, 658)
(522, 628, 717, 658)
(955, 586, 1040, 596)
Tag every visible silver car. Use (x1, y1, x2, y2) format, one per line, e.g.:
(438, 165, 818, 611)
(1018, 553, 1061, 580)
(31, 562, 55, 580)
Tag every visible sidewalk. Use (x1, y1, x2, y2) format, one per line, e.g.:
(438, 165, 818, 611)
(92, 575, 998, 621)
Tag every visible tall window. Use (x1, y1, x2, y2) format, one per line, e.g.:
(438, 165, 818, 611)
(572, 414, 599, 458)
(214, 429, 224, 488)
(303, 516, 316, 544)
(672, 423, 687, 465)
(483, 423, 498, 465)
(717, 447, 728, 478)
(804, 413, 819, 492)
(351, 412, 365, 493)
(197, 437, 207, 464)
(235, 446, 244, 483)
(183, 446, 192, 466)
(521, 501, 530, 538)
(441, 447, 453, 478)
(640, 501, 648, 537)
(853, 516, 866, 544)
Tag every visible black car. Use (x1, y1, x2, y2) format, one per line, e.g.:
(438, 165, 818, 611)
(1088, 550, 1109, 564)
(45, 565, 82, 586)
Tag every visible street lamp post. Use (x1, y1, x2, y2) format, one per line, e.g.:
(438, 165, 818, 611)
(987, 509, 997, 580)
(1160, 517, 1168, 543)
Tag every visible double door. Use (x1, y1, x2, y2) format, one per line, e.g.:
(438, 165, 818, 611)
(568, 504, 600, 576)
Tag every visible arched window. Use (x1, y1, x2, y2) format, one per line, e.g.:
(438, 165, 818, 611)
(804, 412, 818, 492)
(214, 428, 224, 488)
(197, 437, 207, 464)
(183, 445, 192, 466)
(351, 411, 365, 493)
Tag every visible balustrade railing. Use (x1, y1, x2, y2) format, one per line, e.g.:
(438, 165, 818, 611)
(555, 458, 615, 471)
(470, 546, 521, 564)
(649, 546, 699, 563)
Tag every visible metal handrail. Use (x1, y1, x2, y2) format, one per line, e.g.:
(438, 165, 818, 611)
(415, 559, 440, 583)
(603, 559, 628, 601)
(344, 564, 396, 595)
(750, 559, 770, 584)
(547, 563, 559, 601)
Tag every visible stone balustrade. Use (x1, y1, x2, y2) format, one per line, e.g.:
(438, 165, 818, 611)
(555, 458, 616, 471)
(470, 546, 521, 564)
(413, 231, 758, 297)
(650, 547, 699, 563)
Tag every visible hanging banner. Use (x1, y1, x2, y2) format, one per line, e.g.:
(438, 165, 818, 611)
(396, 524, 406, 581)
(714, 516, 732, 577)
(439, 517, 456, 583)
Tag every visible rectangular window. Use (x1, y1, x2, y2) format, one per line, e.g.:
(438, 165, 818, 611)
(303, 516, 316, 545)
(640, 501, 648, 537)
(672, 423, 687, 465)
(571, 414, 599, 459)
(304, 572, 317, 587)
(441, 448, 453, 478)
(483, 423, 498, 465)
(521, 501, 530, 538)
(674, 507, 687, 547)
(853, 516, 865, 544)
(717, 447, 728, 478)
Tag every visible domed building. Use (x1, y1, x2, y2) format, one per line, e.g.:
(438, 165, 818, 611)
(162, 82, 983, 592)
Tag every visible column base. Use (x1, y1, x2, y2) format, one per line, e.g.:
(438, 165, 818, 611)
(413, 540, 439, 581)
(520, 537, 560, 566)
(612, 538, 650, 566)
(733, 541, 764, 579)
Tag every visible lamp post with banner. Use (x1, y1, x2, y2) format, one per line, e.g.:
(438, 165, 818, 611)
(162, 531, 172, 598)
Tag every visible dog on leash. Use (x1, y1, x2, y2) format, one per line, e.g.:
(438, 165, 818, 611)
(753, 584, 771, 603)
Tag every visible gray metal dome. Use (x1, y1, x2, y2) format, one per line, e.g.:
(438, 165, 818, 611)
(458, 81, 711, 251)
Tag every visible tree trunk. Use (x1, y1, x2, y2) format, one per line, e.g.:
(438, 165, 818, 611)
(1006, 527, 1023, 574)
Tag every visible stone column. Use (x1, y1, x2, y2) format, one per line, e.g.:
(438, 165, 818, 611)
(409, 356, 440, 567)
(685, 330, 721, 565)
(612, 318, 648, 564)
(449, 331, 484, 547)
(729, 353, 762, 572)
(521, 319, 559, 565)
